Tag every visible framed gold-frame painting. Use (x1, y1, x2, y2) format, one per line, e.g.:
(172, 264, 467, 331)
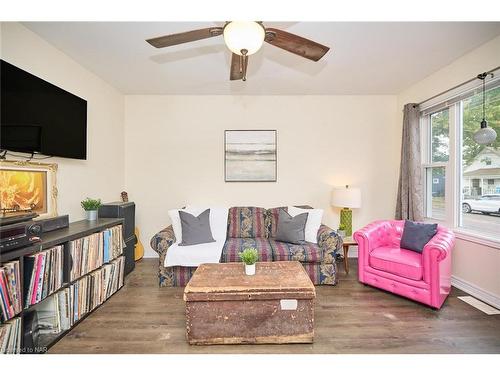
(0, 160, 58, 219)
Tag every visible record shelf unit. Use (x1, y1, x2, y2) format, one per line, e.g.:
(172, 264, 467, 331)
(0, 218, 126, 354)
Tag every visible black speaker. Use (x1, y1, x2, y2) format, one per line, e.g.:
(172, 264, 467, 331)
(123, 236, 136, 278)
(34, 214, 69, 233)
(99, 202, 136, 275)
(99, 202, 135, 240)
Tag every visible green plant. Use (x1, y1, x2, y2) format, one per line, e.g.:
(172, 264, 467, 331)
(81, 197, 102, 211)
(338, 224, 346, 231)
(239, 248, 259, 265)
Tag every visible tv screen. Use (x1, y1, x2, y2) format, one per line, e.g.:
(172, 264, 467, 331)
(1, 60, 87, 159)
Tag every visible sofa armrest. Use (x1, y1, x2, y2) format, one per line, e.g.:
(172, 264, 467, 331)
(422, 226, 455, 262)
(150, 225, 176, 259)
(353, 220, 391, 251)
(317, 224, 342, 263)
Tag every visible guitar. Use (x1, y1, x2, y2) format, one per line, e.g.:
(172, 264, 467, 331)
(121, 191, 144, 261)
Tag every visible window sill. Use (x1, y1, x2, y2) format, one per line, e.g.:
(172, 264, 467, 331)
(453, 228, 500, 249)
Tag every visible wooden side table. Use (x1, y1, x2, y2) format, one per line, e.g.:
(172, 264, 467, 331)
(342, 236, 357, 274)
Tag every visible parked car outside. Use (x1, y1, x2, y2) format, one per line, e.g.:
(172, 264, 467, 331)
(462, 194, 500, 214)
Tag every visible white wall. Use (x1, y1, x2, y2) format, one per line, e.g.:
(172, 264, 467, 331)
(124, 95, 399, 257)
(1, 23, 125, 220)
(398, 35, 500, 306)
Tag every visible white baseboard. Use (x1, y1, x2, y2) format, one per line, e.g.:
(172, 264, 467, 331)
(451, 275, 500, 309)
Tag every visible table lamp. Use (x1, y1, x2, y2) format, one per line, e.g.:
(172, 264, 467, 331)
(331, 185, 361, 236)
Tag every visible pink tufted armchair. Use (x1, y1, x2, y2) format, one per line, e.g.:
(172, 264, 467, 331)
(354, 220, 455, 309)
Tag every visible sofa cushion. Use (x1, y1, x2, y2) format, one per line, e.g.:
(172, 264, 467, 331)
(184, 206, 229, 241)
(369, 246, 423, 281)
(266, 206, 287, 238)
(178, 209, 215, 246)
(288, 206, 323, 244)
(266, 205, 313, 238)
(221, 238, 273, 262)
(227, 207, 267, 238)
(269, 239, 323, 263)
(275, 209, 308, 244)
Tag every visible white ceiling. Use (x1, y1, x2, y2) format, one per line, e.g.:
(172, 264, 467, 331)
(23, 22, 500, 95)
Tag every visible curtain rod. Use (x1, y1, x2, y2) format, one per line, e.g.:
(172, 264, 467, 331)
(415, 65, 500, 108)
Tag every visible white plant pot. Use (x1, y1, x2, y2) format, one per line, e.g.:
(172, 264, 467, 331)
(338, 230, 346, 239)
(245, 263, 256, 276)
(85, 210, 98, 221)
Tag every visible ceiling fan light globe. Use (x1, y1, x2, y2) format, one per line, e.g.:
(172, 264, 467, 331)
(223, 21, 265, 56)
(473, 126, 497, 145)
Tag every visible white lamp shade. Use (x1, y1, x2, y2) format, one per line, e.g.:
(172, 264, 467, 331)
(223, 21, 265, 56)
(331, 186, 362, 208)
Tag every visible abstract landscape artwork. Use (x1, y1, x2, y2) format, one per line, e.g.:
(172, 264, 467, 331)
(225, 130, 277, 182)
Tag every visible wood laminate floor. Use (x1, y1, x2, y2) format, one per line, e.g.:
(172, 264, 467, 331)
(49, 259, 500, 354)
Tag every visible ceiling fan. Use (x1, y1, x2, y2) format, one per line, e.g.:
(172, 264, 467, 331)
(146, 21, 330, 81)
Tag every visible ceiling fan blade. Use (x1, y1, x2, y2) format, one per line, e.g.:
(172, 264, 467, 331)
(264, 28, 330, 61)
(230, 53, 249, 81)
(146, 27, 223, 48)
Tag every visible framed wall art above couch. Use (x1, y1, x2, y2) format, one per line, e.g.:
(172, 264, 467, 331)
(224, 130, 277, 182)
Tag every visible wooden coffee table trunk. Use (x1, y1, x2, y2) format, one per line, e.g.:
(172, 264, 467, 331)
(184, 261, 316, 345)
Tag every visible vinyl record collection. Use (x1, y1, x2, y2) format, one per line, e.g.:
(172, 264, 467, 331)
(69, 256, 125, 323)
(69, 225, 123, 281)
(0, 221, 126, 354)
(0, 317, 21, 354)
(0, 261, 22, 322)
(24, 246, 64, 307)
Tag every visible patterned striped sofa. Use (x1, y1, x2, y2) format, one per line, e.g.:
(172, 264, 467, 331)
(150, 206, 343, 287)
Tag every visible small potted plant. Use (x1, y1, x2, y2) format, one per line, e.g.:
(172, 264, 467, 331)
(337, 224, 346, 239)
(239, 248, 259, 276)
(81, 197, 102, 221)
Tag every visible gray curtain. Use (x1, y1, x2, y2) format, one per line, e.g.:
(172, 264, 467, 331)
(395, 103, 424, 221)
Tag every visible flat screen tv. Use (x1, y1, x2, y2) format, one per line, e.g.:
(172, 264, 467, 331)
(1, 59, 87, 159)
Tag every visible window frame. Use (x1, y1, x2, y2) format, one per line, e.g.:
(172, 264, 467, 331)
(420, 83, 500, 247)
(421, 107, 456, 223)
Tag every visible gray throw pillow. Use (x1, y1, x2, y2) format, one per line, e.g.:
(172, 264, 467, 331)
(275, 209, 309, 245)
(179, 209, 216, 246)
(400, 220, 438, 253)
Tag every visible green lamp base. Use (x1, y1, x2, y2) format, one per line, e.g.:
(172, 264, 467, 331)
(340, 208, 353, 236)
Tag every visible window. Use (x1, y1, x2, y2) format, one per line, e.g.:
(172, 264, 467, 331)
(422, 80, 500, 240)
(425, 166, 446, 220)
(482, 157, 492, 165)
(460, 85, 500, 236)
(430, 109, 450, 162)
(423, 108, 449, 220)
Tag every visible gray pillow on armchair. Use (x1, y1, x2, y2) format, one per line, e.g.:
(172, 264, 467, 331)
(400, 220, 437, 253)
